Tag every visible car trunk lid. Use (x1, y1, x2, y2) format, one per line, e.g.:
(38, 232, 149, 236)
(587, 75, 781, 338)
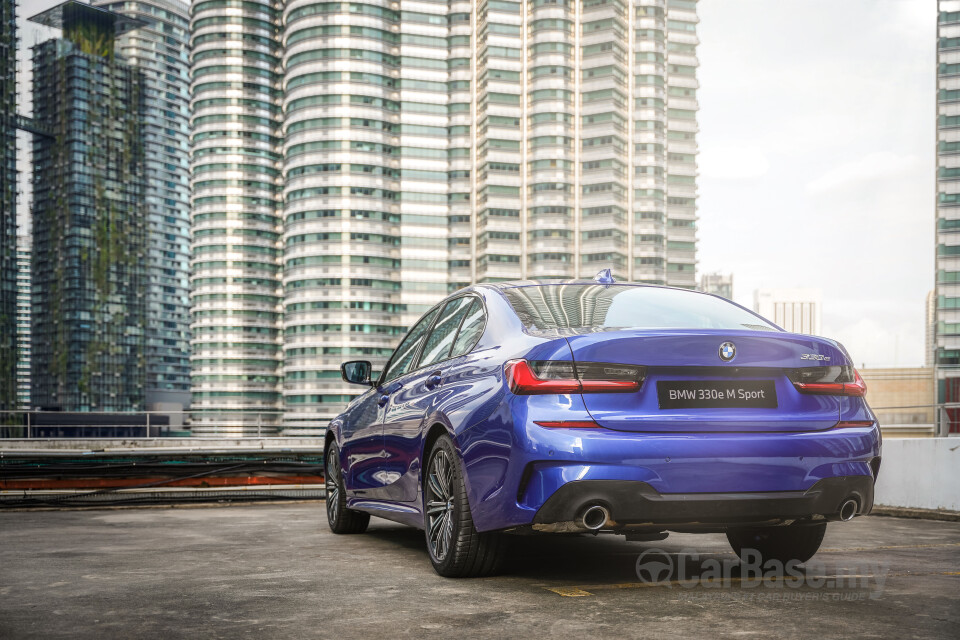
(567, 329, 846, 433)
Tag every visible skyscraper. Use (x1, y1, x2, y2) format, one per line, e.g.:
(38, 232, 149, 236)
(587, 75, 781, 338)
(190, 0, 700, 434)
(29, 1, 147, 412)
(189, 0, 284, 434)
(472, 0, 699, 286)
(15, 235, 30, 409)
(937, 1, 960, 434)
(0, 0, 17, 411)
(93, 0, 192, 412)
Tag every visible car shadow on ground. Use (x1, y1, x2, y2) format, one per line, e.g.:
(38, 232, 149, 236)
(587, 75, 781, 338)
(362, 523, 733, 583)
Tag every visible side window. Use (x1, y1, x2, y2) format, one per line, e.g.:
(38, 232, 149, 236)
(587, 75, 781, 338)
(449, 299, 486, 358)
(419, 296, 474, 368)
(380, 307, 440, 383)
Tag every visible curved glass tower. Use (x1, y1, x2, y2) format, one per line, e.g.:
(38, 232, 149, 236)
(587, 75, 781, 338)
(189, 0, 283, 434)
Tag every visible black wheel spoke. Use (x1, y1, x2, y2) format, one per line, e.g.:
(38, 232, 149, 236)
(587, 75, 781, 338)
(428, 473, 444, 499)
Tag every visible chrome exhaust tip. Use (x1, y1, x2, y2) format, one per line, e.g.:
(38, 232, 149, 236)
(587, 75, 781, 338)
(839, 498, 858, 522)
(581, 505, 610, 531)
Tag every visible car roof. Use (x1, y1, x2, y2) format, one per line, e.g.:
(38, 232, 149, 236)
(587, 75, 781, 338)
(473, 279, 711, 296)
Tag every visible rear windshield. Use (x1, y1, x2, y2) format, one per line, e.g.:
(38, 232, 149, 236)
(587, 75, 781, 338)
(501, 284, 779, 332)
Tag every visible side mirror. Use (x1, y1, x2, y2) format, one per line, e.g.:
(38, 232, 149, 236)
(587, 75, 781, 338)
(341, 360, 373, 386)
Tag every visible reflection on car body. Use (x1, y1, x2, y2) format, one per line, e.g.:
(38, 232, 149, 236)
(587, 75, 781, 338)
(324, 275, 881, 577)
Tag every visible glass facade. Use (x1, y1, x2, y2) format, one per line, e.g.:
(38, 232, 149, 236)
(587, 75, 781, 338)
(190, 0, 699, 435)
(30, 7, 147, 412)
(0, 0, 17, 410)
(93, 0, 192, 411)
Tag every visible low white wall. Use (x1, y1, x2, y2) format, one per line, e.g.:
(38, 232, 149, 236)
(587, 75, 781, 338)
(874, 438, 960, 511)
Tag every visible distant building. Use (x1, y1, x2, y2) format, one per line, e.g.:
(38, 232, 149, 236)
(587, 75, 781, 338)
(753, 288, 822, 335)
(859, 367, 936, 438)
(926, 290, 936, 367)
(29, 2, 147, 412)
(937, 2, 960, 434)
(0, 0, 17, 411)
(15, 236, 30, 409)
(700, 272, 733, 300)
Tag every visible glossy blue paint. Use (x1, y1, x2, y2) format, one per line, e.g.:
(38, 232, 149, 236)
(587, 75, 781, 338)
(332, 282, 882, 534)
(461, 417, 880, 531)
(569, 329, 844, 432)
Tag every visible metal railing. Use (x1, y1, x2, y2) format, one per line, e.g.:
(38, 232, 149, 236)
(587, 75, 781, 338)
(0, 410, 295, 439)
(1, 404, 956, 439)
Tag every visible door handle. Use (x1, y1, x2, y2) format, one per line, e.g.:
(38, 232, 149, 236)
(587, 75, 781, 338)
(425, 371, 443, 390)
(378, 381, 403, 407)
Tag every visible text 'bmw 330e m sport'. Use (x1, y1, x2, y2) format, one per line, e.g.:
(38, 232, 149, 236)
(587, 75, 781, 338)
(325, 274, 881, 577)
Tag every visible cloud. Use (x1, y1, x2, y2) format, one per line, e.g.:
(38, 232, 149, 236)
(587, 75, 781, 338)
(698, 145, 770, 180)
(804, 151, 921, 195)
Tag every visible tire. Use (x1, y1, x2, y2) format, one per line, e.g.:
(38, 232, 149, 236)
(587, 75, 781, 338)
(726, 522, 827, 565)
(325, 443, 370, 534)
(424, 435, 507, 578)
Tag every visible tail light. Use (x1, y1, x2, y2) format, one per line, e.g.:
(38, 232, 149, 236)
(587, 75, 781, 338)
(833, 421, 875, 428)
(788, 366, 867, 397)
(533, 420, 601, 428)
(506, 359, 644, 395)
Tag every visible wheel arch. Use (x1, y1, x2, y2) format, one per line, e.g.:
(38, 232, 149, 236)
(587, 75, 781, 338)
(420, 419, 460, 498)
(422, 421, 454, 469)
(324, 425, 337, 459)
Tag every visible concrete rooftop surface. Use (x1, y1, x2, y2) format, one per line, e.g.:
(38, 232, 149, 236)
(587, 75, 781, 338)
(1, 504, 958, 639)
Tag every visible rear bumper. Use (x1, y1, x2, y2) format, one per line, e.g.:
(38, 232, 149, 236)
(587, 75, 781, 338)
(458, 414, 882, 532)
(531, 475, 875, 530)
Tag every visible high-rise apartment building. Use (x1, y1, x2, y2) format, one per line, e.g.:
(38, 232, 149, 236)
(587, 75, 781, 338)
(93, 0, 192, 412)
(190, 0, 700, 435)
(0, 0, 17, 411)
(753, 288, 822, 336)
(15, 236, 30, 409)
(189, 0, 284, 434)
(29, 1, 147, 412)
(938, 1, 960, 434)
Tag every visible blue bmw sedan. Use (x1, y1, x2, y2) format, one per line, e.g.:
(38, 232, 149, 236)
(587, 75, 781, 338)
(325, 276, 881, 577)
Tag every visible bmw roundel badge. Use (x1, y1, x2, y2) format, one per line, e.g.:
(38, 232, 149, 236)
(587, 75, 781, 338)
(719, 342, 736, 362)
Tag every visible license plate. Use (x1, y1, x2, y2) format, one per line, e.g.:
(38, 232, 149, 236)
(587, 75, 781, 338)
(657, 380, 778, 409)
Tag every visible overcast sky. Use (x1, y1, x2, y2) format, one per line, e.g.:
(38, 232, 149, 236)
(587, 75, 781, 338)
(697, 0, 934, 367)
(17, 0, 933, 367)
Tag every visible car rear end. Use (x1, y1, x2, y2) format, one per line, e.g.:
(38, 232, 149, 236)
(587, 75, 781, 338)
(475, 283, 881, 534)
